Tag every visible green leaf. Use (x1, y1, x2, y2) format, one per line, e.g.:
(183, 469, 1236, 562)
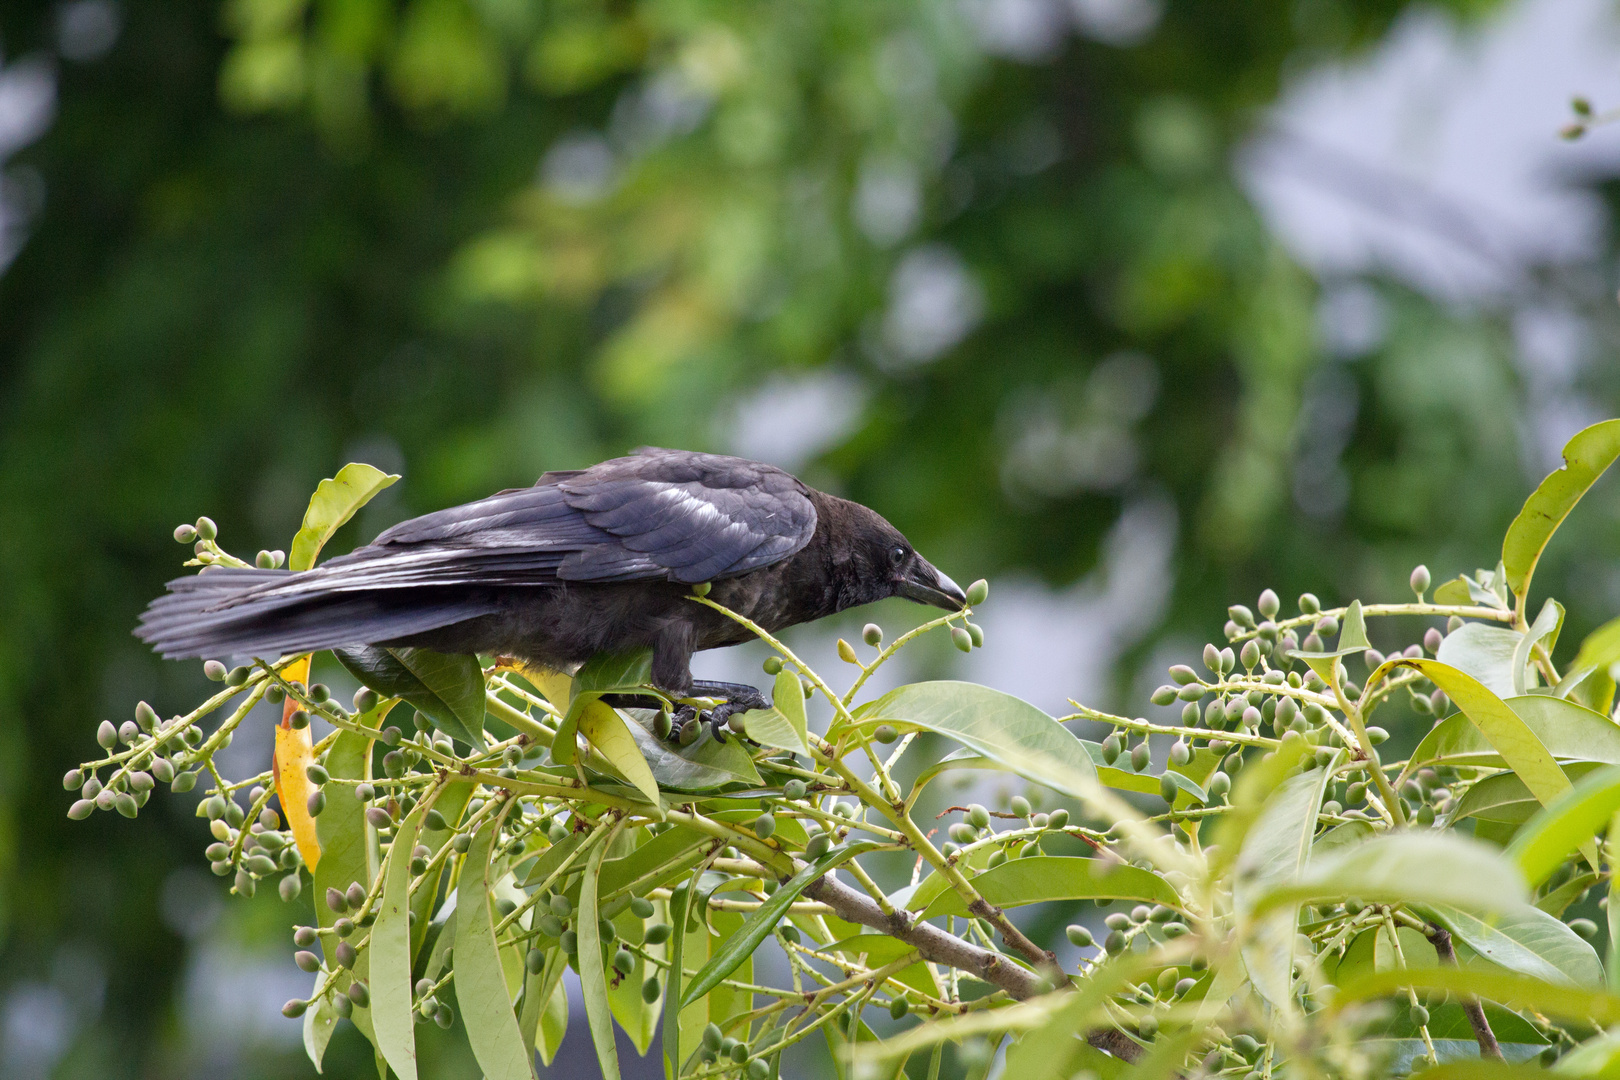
(735, 705, 809, 757)
(536, 953, 569, 1067)
(596, 827, 711, 900)
(774, 667, 809, 751)
(662, 874, 694, 1080)
(1313, 820, 1375, 859)
(551, 651, 655, 768)
(336, 645, 487, 748)
(1383, 660, 1577, 834)
(302, 978, 341, 1074)
(1233, 765, 1334, 1008)
(574, 649, 654, 693)
(1511, 599, 1564, 696)
(860, 681, 1097, 799)
(1334, 966, 1620, 1026)
(1554, 1028, 1620, 1077)
(1507, 765, 1620, 887)
(1434, 624, 1526, 700)
(412, 780, 473, 961)
(523, 830, 587, 889)
(576, 699, 660, 804)
(1503, 418, 1620, 600)
(1252, 832, 1530, 917)
(821, 935, 938, 1000)
(606, 907, 661, 1054)
(1419, 902, 1603, 987)
(577, 827, 621, 1080)
(1410, 695, 1620, 771)
(1448, 763, 1610, 827)
(682, 842, 882, 1008)
(915, 856, 1180, 919)
(1572, 615, 1620, 686)
(621, 710, 761, 790)
(288, 462, 400, 572)
(371, 788, 439, 1080)
(455, 815, 536, 1080)
(312, 702, 385, 1049)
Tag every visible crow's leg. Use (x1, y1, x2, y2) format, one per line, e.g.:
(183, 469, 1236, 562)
(690, 680, 770, 712)
(688, 680, 770, 742)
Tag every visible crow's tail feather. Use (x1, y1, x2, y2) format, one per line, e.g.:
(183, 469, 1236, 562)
(135, 567, 501, 660)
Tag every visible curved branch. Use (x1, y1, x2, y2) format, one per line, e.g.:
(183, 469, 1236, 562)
(801, 871, 1142, 1063)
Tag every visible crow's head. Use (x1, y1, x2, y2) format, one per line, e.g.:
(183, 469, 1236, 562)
(822, 496, 966, 613)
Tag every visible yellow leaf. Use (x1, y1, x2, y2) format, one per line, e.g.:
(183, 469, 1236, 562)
(274, 656, 323, 870)
(520, 664, 572, 711)
(577, 698, 660, 805)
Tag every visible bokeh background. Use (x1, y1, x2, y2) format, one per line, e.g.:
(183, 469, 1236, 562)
(3, 0, 1620, 1075)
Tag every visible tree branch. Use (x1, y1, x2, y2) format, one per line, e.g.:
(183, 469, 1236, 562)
(1426, 927, 1502, 1060)
(801, 871, 1142, 1063)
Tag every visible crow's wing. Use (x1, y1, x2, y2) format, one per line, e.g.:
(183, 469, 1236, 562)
(136, 450, 817, 658)
(319, 448, 816, 588)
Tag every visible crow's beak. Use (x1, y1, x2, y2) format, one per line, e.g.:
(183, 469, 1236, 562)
(898, 557, 968, 611)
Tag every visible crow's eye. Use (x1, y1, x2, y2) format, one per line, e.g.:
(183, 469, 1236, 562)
(889, 546, 906, 566)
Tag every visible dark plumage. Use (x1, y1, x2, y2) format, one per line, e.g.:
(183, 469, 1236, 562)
(137, 448, 966, 726)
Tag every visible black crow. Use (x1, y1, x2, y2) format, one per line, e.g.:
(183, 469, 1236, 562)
(137, 448, 966, 732)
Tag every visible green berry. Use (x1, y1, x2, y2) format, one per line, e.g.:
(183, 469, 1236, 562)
(347, 981, 370, 1008)
(763, 656, 783, 675)
(174, 523, 198, 543)
(549, 894, 572, 918)
(1159, 774, 1179, 803)
(1130, 743, 1150, 772)
(968, 804, 990, 829)
(68, 799, 94, 820)
(645, 923, 672, 945)
(203, 660, 227, 682)
(96, 721, 117, 749)
(1066, 924, 1093, 947)
(863, 623, 883, 646)
(643, 977, 661, 1003)
(630, 897, 655, 919)
(1010, 795, 1031, 817)
(783, 779, 808, 800)
(951, 627, 972, 652)
(966, 579, 989, 606)
(1170, 740, 1190, 765)
(703, 1023, 723, 1052)
(613, 948, 634, 975)
(873, 724, 899, 744)
(194, 516, 217, 541)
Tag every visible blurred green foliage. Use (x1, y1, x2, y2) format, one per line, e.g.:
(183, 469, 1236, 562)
(1, 0, 1617, 1074)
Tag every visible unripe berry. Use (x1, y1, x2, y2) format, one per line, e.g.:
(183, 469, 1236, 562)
(1410, 565, 1431, 596)
(863, 623, 883, 646)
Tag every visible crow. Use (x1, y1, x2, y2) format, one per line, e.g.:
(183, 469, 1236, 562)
(137, 448, 967, 735)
